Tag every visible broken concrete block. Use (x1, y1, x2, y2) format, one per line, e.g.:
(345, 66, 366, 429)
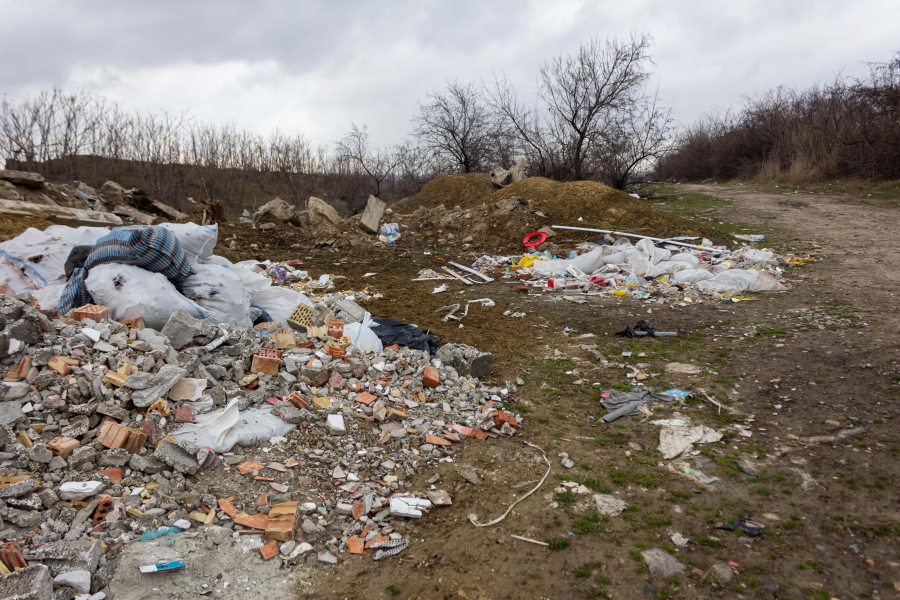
(160, 310, 204, 350)
(307, 197, 342, 226)
(489, 167, 512, 187)
(641, 548, 685, 577)
(0, 169, 45, 188)
(58, 481, 105, 502)
(0, 564, 52, 600)
(359, 195, 386, 234)
(52, 569, 90, 594)
(31, 540, 100, 577)
(593, 494, 627, 517)
(325, 414, 346, 435)
(389, 496, 431, 518)
(436, 343, 493, 379)
(153, 439, 209, 475)
(124, 364, 187, 407)
(272, 401, 306, 425)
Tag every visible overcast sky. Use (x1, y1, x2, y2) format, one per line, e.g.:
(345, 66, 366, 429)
(2, 0, 898, 149)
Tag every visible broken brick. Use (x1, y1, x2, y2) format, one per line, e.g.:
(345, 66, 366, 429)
(218, 498, 237, 517)
(285, 391, 307, 409)
(72, 304, 110, 322)
(173, 405, 194, 423)
(97, 421, 147, 454)
(265, 502, 298, 541)
(250, 348, 282, 376)
(425, 434, 451, 446)
(259, 540, 278, 560)
(234, 513, 269, 530)
(0, 541, 28, 572)
(47, 436, 80, 457)
(4, 357, 31, 382)
(48, 356, 73, 375)
(92, 496, 114, 525)
(422, 365, 440, 389)
(346, 536, 365, 555)
(97, 468, 123, 484)
(237, 461, 264, 474)
(354, 391, 376, 405)
(272, 329, 297, 350)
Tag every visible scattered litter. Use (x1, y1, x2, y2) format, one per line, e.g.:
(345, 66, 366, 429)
(139, 561, 186, 574)
(371, 538, 410, 560)
(718, 515, 765, 537)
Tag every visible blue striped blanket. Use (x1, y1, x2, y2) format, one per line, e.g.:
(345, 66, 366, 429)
(58, 226, 194, 316)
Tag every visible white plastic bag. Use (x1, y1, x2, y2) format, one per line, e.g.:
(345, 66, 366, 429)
(671, 268, 714, 283)
(85, 264, 205, 329)
(695, 269, 760, 293)
(343, 322, 383, 352)
(172, 399, 296, 453)
(670, 253, 700, 268)
(747, 271, 787, 292)
(181, 263, 252, 327)
(635, 238, 671, 264)
(250, 287, 313, 323)
(530, 247, 605, 276)
(0, 226, 110, 293)
(158, 223, 218, 262)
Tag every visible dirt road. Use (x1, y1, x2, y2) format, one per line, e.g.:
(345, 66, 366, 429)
(682, 183, 900, 324)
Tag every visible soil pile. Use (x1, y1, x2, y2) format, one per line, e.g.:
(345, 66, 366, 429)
(394, 174, 721, 250)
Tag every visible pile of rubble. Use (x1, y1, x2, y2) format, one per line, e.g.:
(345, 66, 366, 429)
(0, 289, 519, 598)
(0, 170, 194, 230)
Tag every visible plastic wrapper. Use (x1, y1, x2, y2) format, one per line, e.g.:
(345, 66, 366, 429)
(529, 247, 605, 276)
(172, 399, 296, 453)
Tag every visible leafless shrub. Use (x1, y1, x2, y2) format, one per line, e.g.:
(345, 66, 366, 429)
(656, 49, 900, 183)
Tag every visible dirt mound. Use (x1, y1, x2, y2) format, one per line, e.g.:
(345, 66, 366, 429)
(397, 174, 721, 250)
(0, 215, 55, 242)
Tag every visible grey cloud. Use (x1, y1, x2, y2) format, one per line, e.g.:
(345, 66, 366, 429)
(1, 0, 898, 146)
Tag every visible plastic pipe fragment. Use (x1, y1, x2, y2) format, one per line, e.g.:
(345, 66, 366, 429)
(602, 400, 643, 423)
(551, 225, 722, 252)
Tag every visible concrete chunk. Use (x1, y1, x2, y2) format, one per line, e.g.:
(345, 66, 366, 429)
(0, 564, 52, 600)
(436, 343, 493, 378)
(359, 195, 386, 234)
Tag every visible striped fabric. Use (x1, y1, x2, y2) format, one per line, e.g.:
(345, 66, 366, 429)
(58, 226, 194, 316)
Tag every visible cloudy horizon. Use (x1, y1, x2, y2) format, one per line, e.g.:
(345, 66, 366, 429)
(2, 0, 898, 150)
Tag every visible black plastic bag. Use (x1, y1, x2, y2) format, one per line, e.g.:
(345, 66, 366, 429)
(615, 320, 656, 338)
(370, 318, 441, 355)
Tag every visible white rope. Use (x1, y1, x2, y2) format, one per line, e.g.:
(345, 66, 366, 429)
(468, 441, 551, 527)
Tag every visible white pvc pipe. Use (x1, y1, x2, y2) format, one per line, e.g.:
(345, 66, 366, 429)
(550, 225, 722, 252)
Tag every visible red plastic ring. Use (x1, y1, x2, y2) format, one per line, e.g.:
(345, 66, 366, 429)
(522, 231, 548, 248)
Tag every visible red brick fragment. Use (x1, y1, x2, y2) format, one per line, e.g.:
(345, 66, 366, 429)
(422, 366, 440, 389)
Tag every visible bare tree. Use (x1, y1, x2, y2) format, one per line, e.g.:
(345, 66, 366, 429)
(592, 88, 673, 189)
(337, 123, 403, 201)
(486, 33, 655, 182)
(412, 80, 494, 173)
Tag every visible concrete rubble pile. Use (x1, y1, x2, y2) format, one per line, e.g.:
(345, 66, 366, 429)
(471, 234, 797, 304)
(0, 282, 518, 598)
(0, 170, 192, 229)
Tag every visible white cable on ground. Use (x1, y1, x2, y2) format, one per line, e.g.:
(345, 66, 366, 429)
(468, 441, 551, 527)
